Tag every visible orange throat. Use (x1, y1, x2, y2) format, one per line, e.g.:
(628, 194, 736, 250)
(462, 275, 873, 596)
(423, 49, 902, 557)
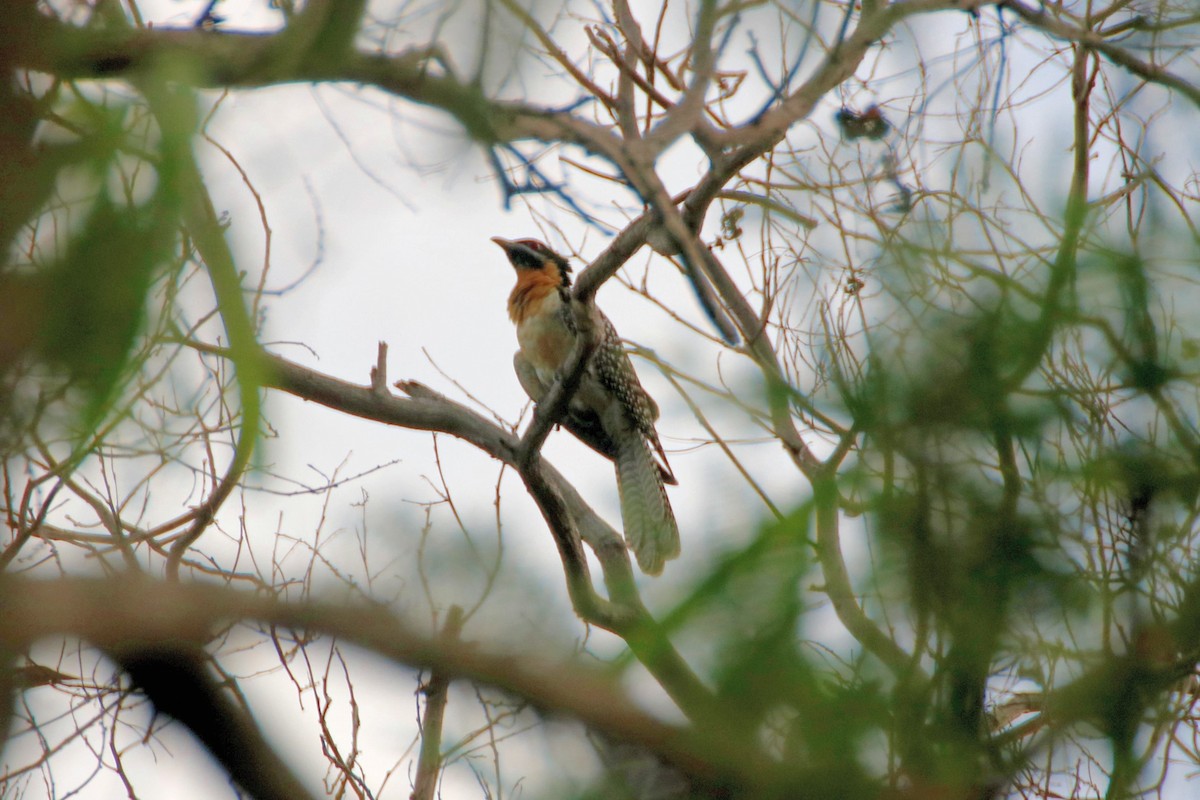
(508, 271, 562, 326)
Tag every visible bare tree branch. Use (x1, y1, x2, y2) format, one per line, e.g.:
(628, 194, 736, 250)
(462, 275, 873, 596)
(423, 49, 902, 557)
(411, 605, 463, 800)
(226, 346, 719, 720)
(0, 576, 773, 793)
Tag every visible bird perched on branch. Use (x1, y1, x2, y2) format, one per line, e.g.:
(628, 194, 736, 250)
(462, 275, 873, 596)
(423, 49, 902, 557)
(492, 236, 680, 575)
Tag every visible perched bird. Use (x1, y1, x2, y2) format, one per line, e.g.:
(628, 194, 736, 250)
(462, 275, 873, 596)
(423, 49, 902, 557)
(492, 236, 680, 574)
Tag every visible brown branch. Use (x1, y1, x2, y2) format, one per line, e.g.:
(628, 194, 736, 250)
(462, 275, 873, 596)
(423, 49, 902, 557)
(644, 0, 716, 149)
(812, 474, 917, 678)
(611, 2, 644, 140)
(5, 13, 632, 166)
(656, 366, 783, 520)
(513, 302, 599, 473)
(698, 0, 989, 156)
(637, 171, 742, 345)
(569, 182, 824, 482)
(181, 345, 719, 720)
(494, 0, 616, 112)
(1004, 38, 1095, 388)
(0, 576, 769, 794)
(411, 606, 463, 800)
(504, 302, 614, 616)
(141, 82, 264, 580)
(109, 641, 317, 800)
(715, 189, 818, 231)
(1000, 0, 1200, 109)
(586, 26, 675, 116)
(275, 350, 615, 623)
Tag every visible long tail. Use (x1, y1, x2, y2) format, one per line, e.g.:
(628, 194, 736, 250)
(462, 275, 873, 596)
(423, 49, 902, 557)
(615, 436, 680, 575)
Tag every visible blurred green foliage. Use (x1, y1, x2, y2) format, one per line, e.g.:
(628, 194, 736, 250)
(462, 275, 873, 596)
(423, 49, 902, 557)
(600, 234, 1200, 799)
(0, 80, 178, 434)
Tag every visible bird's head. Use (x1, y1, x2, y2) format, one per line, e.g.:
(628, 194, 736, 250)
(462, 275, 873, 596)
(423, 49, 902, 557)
(491, 237, 573, 288)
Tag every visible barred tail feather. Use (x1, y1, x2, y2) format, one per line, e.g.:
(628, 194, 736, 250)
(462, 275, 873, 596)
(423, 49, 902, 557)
(616, 437, 680, 575)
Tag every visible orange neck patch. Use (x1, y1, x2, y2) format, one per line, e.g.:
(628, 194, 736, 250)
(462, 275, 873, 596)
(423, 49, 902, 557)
(508, 270, 562, 325)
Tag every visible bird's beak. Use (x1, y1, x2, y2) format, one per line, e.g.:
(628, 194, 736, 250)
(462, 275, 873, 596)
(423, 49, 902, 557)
(490, 236, 515, 253)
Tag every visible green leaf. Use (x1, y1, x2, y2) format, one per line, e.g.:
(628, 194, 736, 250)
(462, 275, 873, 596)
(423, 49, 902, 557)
(40, 189, 174, 424)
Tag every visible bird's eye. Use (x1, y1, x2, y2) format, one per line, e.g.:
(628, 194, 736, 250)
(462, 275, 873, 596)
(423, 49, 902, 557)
(521, 240, 543, 252)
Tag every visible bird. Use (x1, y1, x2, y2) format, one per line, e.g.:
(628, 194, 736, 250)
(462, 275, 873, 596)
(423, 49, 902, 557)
(492, 236, 680, 575)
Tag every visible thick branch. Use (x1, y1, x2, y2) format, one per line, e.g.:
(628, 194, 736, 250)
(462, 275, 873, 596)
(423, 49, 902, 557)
(645, 0, 716, 149)
(109, 642, 317, 800)
(256, 350, 619, 624)
(6, 13, 631, 165)
(0, 576, 770, 794)
(246, 348, 717, 719)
